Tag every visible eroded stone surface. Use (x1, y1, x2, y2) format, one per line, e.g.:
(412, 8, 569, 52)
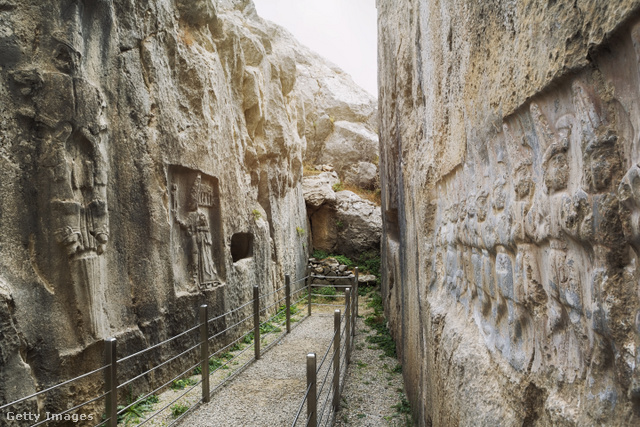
(379, 0, 640, 425)
(0, 0, 366, 418)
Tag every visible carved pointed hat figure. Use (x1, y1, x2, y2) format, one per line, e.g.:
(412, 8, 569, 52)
(175, 173, 220, 289)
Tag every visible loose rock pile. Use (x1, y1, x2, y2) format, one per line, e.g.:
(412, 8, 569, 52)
(308, 257, 377, 286)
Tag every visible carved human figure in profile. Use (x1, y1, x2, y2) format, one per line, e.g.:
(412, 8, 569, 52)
(173, 174, 220, 289)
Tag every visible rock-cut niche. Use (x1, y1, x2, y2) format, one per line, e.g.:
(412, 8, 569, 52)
(169, 166, 225, 293)
(230, 233, 254, 262)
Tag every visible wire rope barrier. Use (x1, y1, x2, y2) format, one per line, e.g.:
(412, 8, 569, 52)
(117, 341, 201, 392)
(4, 269, 334, 427)
(0, 364, 109, 412)
(118, 323, 201, 365)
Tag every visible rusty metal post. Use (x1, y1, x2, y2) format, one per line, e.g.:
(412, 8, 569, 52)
(254, 285, 260, 360)
(307, 353, 317, 427)
(104, 338, 117, 427)
(332, 309, 341, 413)
(285, 274, 291, 333)
(200, 305, 210, 402)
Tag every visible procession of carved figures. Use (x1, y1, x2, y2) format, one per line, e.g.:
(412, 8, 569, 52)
(170, 168, 223, 293)
(9, 5, 111, 339)
(433, 71, 640, 396)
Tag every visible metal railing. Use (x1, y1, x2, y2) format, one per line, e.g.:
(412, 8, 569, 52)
(292, 267, 359, 427)
(0, 273, 310, 427)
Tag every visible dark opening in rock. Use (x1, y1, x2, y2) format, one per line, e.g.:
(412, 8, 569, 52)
(231, 233, 254, 262)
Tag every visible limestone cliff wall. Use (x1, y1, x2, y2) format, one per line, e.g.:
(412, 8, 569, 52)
(379, 0, 640, 425)
(0, 0, 317, 414)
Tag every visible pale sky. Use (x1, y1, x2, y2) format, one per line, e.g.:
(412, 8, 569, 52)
(252, 0, 378, 97)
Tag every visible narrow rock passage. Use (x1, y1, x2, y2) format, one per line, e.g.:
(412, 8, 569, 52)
(173, 290, 411, 427)
(178, 309, 336, 426)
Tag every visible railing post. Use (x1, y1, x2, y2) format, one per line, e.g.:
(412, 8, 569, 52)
(332, 310, 341, 413)
(307, 353, 317, 427)
(254, 285, 260, 360)
(306, 265, 312, 316)
(285, 274, 291, 334)
(104, 338, 117, 427)
(353, 266, 359, 320)
(345, 288, 351, 364)
(200, 304, 210, 402)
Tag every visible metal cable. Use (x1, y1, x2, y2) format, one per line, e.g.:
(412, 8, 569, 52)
(135, 375, 202, 427)
(291, 382, 313, 427)
(118, 341, 201, 391)
(259, 299, 279, 314)
(209, 341, 253, 375)
(291, 287, 308, 297)
(316, 355, 334, 399)
(292, 275, 309, 284)
(311, 302, 344, 307)
(208, 313, 252, 341)
(116, 359, 200, 416)
(209, 299, 254, 324)
(309, 293, 343, 298)
(311, 275, 355, 280)
(317, 383, 334, 427)
(209, 327, 254, 361)
(208, 354, 254, 397)
(165, 396, 203, 427)
(29, 392, 108, 427)
(260, 284, 286, 300)
(0, 364, 108, 411)
(316, 328, 339, 374)
(119, 323, 201, 364)
(292, 294, 308, 306)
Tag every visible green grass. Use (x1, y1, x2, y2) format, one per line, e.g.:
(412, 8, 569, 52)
(392, 395, 411, 414)
(171, 378, 198, 390)
(311, 251, 381, 281)
(364, 290, 397, 358)
(170, 403, 190, 417)
(117, 393, 159, 425)
(312, 249, 329, 260)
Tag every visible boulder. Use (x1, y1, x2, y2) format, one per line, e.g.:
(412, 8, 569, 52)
(343, 161, 379, 190)
(333, 191, 382, 258)
(358, 274, 377, 285)
(302, 171, 339, 212)
(316, 121, 379, 177)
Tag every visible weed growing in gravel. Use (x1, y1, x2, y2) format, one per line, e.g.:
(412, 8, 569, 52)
(364, 290, 397, 358)
(171, 377, 198, 390)
(170, 402, 190, 417)
(117, 393, 159, 425)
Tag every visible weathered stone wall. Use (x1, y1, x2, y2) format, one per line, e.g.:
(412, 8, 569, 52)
(378, 0, 640, 425)
(0, 0, 322, 416)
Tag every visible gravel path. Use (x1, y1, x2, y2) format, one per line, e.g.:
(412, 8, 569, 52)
(334, 313, 411, 426)
(143, 290, 413, 427)
(177, 306, 338, 427)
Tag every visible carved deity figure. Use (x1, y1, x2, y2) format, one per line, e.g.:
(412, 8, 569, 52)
(11, 31, 110, 339)
(173, 174, 220, 289)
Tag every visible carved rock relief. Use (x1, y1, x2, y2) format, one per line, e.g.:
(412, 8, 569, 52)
(169, 166, 224, 294)
(10, 26, 110, 339)
(433, 68, 640, 401)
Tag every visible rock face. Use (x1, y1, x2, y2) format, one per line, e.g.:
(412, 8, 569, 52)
(303, 174, 382, 259)
(0, 0, 325, 415)
(291, 39, 379, 184)
(379, 0, 640, 425)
